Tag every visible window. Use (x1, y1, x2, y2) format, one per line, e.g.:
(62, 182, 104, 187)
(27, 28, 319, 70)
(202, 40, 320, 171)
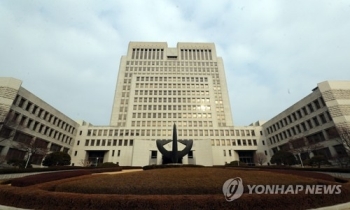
(319, 113, 327, 124)
(74, 151, 77, 156)
(77, 140, 80, 146)
(314, 99, 321, 109)
(313, 117, 320, 126)
(308, 103, 314, 113)
(151, 151, 157, 158)
(112, 150, 115, 157)
(188, 150, 193, 158)
(117, 150, 121, 156)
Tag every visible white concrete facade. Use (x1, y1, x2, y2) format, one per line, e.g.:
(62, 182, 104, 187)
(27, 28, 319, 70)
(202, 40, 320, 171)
(0, 78, 78, 166)
(71, 42, 267, 166)
(2, 42, 349, 168)
(262, 81, 350, 163)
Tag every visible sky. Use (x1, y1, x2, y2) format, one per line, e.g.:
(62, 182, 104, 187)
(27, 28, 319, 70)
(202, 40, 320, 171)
(1, 0, 350, 126)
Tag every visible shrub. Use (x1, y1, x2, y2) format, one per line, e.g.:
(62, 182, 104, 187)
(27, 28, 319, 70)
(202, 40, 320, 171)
(7, 159, 32, 169)
(42, 152, 71, 167)
(142, 164, 204, 170)
(226, 160, 247, 166)
(309, 155, 331, 168)
(0, 168, 350, 210)
(97, 162, 119, 168)
(270, 151, 297, 165)
(10, 170, 92, 187)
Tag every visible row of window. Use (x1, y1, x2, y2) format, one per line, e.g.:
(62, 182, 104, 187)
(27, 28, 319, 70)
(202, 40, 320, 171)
(86, 128, 257, 137)
(180, 49, 213, 60)
(126, 66, 219, 73)
(136, 83, 210, 89)
(126, 60, 217, 67)
(83, 139, 134, 147)
(266, 97, 327, 134)
(134, 90, 213, 97)
(132, 105, 211, 112)
(268, 112, 331, 145)
(14, 96, 76, 134)
(9, 111, 73, 145)
(131, 48, 164, 60)
(211, 139, 258, 147)
(131, 112, 213, 119)
(131, 120, 214, 127)
(136, 76, 209, 83)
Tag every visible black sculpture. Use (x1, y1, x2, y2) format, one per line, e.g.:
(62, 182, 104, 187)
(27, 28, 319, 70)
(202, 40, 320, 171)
(156, 124, 193, 164)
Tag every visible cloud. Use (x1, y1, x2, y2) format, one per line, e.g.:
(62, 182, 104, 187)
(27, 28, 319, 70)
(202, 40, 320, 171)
(0, 0, 349, 126)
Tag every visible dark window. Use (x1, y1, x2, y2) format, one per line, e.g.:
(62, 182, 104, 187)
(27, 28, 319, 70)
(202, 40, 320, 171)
(313, 117, 320, 126)
(301, 122, 307, 131)
(302, 107, 308, 115)
(297, 110, 302, 118)
(77, 140, 80, 146)
(307, 120, 313, 129)
(308, 103, 314, 113)
(151, 151, 157, 158)
(188, 150, 194, 158)
(319, 113, 327, 124)
(314, 99, 321, 109)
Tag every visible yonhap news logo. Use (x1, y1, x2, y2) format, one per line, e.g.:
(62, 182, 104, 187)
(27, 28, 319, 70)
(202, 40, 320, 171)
(222, 177, 342, 202)
(222, 177, 244, 201)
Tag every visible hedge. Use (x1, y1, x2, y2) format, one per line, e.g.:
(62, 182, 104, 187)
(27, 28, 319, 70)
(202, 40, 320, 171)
(0, 185, 349, 210)
(8, 167, 122, 187)
(225, 165, 350, 173)
(143, 164, 204, 170)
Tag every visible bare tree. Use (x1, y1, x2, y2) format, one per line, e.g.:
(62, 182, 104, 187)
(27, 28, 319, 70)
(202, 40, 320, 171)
(285, 137, 322, 167)
(80, 159, 92, 167)
(335, 126, 350, 154)
(254, 152, 267, 165)
(12, 137, 49, 168)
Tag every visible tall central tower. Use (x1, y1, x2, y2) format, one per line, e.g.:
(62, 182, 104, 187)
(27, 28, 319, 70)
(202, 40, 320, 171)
(110, 42, 233, 137)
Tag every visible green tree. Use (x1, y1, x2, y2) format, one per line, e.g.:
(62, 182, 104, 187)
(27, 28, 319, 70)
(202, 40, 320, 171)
(270, 150, 297, 166)
(42, 152, 71, 167)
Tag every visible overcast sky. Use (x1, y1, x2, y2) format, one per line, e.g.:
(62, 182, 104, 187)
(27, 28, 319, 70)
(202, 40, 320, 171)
(1, 1, 350, 126)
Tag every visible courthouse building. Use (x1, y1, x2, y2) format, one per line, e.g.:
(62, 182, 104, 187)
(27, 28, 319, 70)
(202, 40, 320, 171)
(1, 42, 349, 167)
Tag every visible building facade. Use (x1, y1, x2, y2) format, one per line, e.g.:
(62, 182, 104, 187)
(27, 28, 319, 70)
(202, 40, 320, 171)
(0, 78, 78, 166)
(72, 42, 267, 166)
(1, 42, 349, 167)
(262, 81, 350, 163)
